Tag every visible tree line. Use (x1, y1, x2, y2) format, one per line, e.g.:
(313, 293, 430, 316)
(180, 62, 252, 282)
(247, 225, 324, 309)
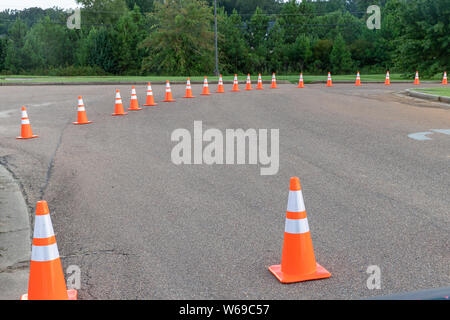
(0, 0, 447, 77)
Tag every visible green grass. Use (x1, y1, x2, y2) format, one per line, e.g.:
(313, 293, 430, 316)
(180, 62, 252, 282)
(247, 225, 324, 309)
(412, 87, 450, 97)
(0, 73, 438, 84)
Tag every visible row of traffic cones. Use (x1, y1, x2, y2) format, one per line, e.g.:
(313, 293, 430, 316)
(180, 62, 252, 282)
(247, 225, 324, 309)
(21, 176, 329, 299)
(15, 71, 448, 139)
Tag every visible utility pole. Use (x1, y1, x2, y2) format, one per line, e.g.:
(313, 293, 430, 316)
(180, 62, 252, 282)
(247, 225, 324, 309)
(214, 0, 219, 76)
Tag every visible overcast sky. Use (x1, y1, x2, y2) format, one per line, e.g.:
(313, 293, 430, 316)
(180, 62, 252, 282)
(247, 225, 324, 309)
(0, 0, 79, 11)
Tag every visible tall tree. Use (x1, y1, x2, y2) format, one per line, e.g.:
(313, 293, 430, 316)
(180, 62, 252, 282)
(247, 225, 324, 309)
(141, 0, 214, 75)
(330, 33, 353, 73)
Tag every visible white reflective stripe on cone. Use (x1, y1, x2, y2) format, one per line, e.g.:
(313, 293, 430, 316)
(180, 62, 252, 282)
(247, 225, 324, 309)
(33, 214, 55, 238)
(22, 111, 28, 118)
(21, 119, 30, 124)
(116, 99, 123, 104)
(131, 95, 137, 99)
(78, 107, 85, 111)
(115, 93, 121, 98)
(287, 190, 306, 212)
(78, 99, 83, 105)
(285, 218, 310, 234)
(132, 89, 136, 94)
(31, 243, 60, 262)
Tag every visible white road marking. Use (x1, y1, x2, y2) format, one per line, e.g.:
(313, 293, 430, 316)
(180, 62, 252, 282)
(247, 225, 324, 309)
(408, 132, 433, 141)
(408, 129, 450, 141)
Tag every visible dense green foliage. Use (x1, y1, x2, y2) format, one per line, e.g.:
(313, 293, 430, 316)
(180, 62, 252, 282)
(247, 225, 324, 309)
(0, 0, 447, 76)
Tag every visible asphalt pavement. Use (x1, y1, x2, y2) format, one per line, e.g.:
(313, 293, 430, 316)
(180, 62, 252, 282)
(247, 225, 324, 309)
(0, 82, 448, 299)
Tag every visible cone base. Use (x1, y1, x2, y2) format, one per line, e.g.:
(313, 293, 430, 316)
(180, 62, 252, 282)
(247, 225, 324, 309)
(245, 88, 253, 91)
(21, 289, 78, 300)
(271, 86, 277, 89)
(162, 99, 176, 102)
(297, 84, 304, 88)
(216, 91, 225, 93)
(112, 112, 128, 116)
(143, 103, 158, 106)
(230, 89, 240, 92)
(73, 121, 92, 125)
(200, 93, 211, 96)
(16, 135, 39, 139)
(183, 96, 195, 98)
(256, 87, 264, 90)
(268, 263, 331, 284)
(128, 108, 142, 111)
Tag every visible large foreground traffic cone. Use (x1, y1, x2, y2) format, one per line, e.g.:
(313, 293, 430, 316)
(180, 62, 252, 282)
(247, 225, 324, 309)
(245, 74, 253, 90)
(163, 80, 176, 102)
(443, 71, 448, 85)
(269, 177, 331, 284)
(16, 106, 38, 139)
(73, 96, 92, 125)
(271, 73, 277, 88)
(326, 72, 333, 87)
(128, 86, 142, 111)
(112, 90, 128, 116)
(414, 71, 420, 85)
(183, 78, 195, 98)
(21, 201, 77, 300)
(231, 74, 240, 92)
(216, 75, 225, 93)
(297, 73, 304, 88)
(143, 82, 158, 106)
(256, 73, 264, 90)
(385, 71, 391, 85)
(201, 76, 211, 96)
(355, 71, 362, 86)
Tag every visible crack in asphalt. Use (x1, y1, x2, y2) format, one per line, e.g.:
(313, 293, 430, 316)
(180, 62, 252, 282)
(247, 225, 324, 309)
(61, 249, 133, 259)
(0, 260, 29, 273)
(39, 120, 71, 200)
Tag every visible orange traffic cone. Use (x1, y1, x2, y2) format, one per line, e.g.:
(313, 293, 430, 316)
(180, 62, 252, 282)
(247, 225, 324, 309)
(143, 82, 158, 106)
(245, 74, 253, 90)
(269, 177, 331, 284)
(163, 80, 176, 102)
(297, 73, 304, 88)
(443, 71, 448, 85)
(355, 71, 362, 86)
(256, 73, 264, 90)
(414, 71, 420, 85)
(326, 72, 333, 87)
(183, 78, 195, 98)
(128, 86, 142, 111)
(271, 73, 277, 88)
(385, 71, 391, 85)
(231, 74, 240, 92)
(216, 75, 225, 93)
(16, 106, 38, 139)
(21, 200, 77, 300)
(112, 90, 128, 116)
(73, 96, 92, 125)
(200, 76, 211, 96)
